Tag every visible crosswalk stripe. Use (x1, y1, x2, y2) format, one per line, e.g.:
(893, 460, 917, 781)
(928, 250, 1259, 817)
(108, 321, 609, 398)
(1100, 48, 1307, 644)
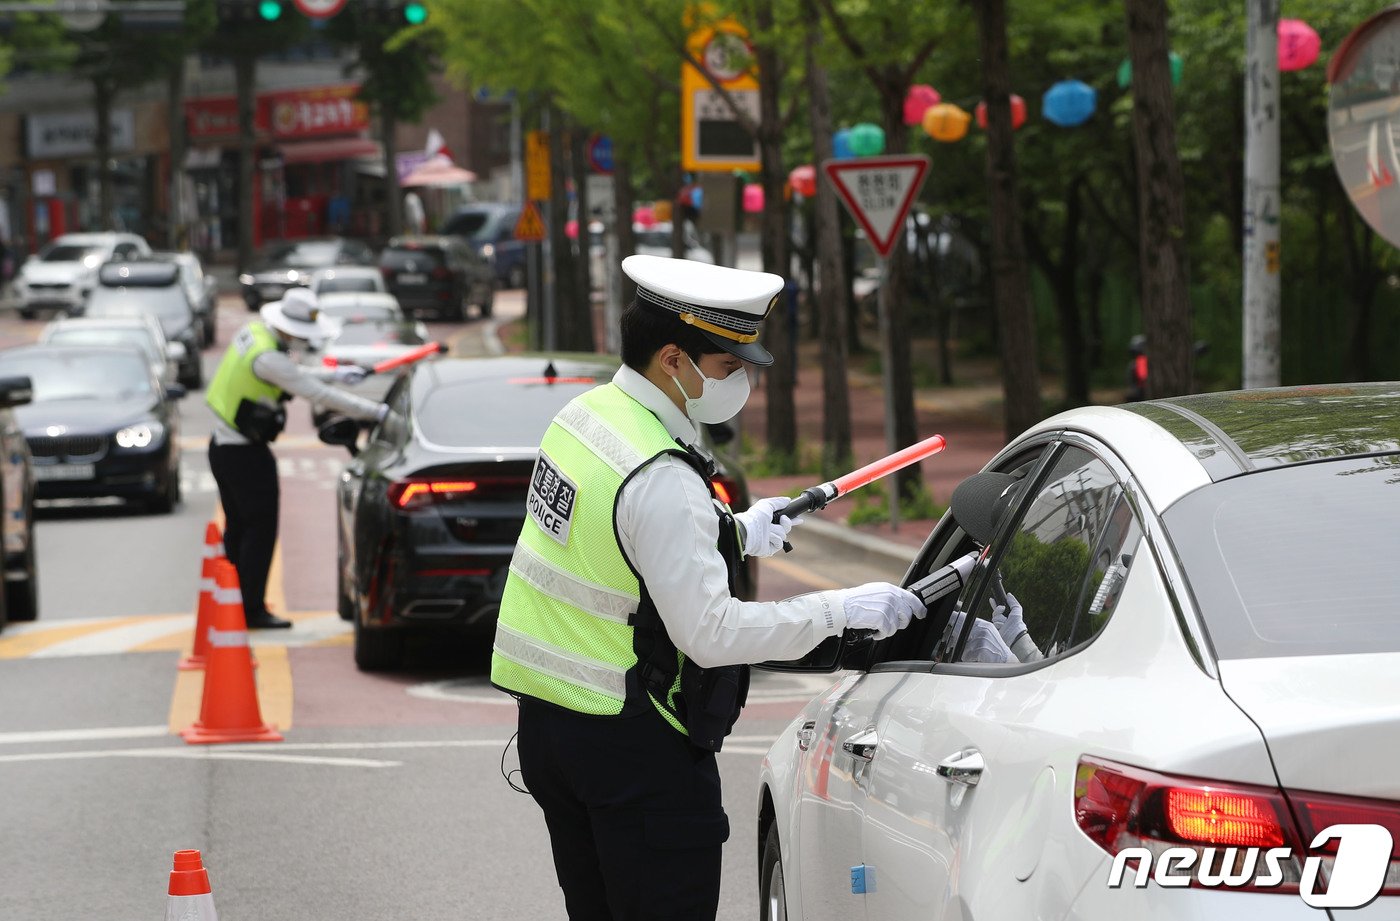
(34, 614, 196, 658)
(0, 611, 349, 659)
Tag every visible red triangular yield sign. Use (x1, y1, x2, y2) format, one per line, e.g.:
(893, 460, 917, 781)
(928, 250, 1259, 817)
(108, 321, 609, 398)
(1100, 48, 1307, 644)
(823, 155, 931, 259)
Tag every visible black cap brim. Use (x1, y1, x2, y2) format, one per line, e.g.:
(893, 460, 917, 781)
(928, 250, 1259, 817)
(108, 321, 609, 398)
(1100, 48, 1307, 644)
(701, 329, 773, 366)
(950, 472, 1024, 545)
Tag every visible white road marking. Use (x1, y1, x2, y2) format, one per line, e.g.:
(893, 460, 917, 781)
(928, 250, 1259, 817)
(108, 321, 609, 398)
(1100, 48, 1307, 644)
(31, 615, 196, 658)
(0, 725, 169, 745)
(404, 672, 839, 706)
(0, 747, 399, 768)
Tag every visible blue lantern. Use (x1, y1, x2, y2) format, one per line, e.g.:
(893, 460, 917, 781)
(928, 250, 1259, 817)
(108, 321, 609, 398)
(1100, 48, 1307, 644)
(691, 186, 703, 210)
(833, 128, 855, 159)
(1042, 79, 1097, 127)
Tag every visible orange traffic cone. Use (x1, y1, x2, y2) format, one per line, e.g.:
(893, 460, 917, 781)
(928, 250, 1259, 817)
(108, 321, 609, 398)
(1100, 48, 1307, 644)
(179, 522, 227, 671)
(165, 849, 218, 921)
(181, 560, 282, 745)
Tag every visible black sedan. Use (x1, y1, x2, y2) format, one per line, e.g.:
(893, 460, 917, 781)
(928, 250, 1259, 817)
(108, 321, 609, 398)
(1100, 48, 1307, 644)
(238, 237, 376, 310)
(379, 236, 494, 321)
(322, 354, 753, 671)
(0, 375, 37, 626)
(0, 346, 183, 514)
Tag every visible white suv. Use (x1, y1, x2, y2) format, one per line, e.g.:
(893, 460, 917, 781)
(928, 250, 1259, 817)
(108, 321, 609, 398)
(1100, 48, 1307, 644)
(13, 232, 151, 319)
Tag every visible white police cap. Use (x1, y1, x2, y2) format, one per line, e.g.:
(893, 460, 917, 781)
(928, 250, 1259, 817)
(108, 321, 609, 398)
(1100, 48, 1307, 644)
(621, 254, 783, 366)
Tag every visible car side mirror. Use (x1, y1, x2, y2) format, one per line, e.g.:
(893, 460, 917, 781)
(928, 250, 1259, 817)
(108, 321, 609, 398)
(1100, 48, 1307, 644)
(164, 383, 187, 401)
(167, 341, 188, 362)
(0, 375, 33, 409)
(318, 415, 360, 456)
(705, 421, 736, 446)
(755, 634, 844, 674)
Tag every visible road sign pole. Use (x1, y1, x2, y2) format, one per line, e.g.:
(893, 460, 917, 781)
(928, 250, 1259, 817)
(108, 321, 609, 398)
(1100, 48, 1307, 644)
(876, 255, 900, 534)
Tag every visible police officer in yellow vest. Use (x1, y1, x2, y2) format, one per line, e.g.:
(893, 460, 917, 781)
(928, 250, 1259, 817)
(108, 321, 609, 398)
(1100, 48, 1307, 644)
(492, 255, 925, 920)
(206, 287, 388, 629)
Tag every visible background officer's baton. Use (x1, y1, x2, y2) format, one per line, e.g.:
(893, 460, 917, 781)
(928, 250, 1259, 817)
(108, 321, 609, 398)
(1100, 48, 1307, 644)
(773, 434, 948, 551)
(368, 341, 448, 376)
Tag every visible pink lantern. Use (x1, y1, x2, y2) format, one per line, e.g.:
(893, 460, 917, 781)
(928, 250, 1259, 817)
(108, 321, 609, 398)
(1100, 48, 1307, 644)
(788, 164, 817, 197)
(742, 183, 764, 213)
(1278, 19, 1321, 72)
(565, 219, 579, 240)
(632, 205, 657, 228)
(975, 95, 1027, 130)
(903, 84, 941, 126)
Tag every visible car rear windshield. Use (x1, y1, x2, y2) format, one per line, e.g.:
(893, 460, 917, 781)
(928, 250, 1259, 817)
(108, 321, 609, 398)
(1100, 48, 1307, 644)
(1165, 456, 1400, 659)
(330, 320, 422, 346)
(318, 277, 379, 293)
(382, 246, 444, 270)
(87, 286, 191, 327)
(0, 351, 152, 401)
(46, 327, 158, 361)
(415, 378, 598, 448)
(441, 211, 495, 241)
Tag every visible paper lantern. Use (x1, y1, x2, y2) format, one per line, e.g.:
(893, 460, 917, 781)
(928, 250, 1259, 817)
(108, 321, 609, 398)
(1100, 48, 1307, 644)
(1042, 79, 1097, 127)
(975, 95, 1027, 130)
(922, 103, 971, 142)
(1278, 19, 1320, 72)
(633, 205, 657, 228)
(849, 122, 886, 156)
(742, 183, 764, 213)
(565, 219, 579, 240)
(691, 186, 704, 210)
(788, 164, 817, 197)
(833, 128, 855, 159)
(1117, 51, 1183, 89)
(903, 84, 941, 126)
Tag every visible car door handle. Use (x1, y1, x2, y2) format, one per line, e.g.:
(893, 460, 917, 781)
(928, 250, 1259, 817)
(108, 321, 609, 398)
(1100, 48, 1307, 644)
(796, 720, 816, 752)
(842, 728, 879, 762)
(936, 749, 985, 786)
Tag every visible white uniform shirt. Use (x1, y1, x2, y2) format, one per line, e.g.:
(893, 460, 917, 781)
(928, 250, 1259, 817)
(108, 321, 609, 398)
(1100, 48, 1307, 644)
(611, 366, 849, 668)
(211, 340, 384, 445)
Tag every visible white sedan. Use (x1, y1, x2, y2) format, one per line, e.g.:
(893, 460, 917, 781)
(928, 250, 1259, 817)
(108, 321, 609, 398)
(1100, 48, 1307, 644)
(758, 383, 1400, 920)
(309, 265, 387, 297)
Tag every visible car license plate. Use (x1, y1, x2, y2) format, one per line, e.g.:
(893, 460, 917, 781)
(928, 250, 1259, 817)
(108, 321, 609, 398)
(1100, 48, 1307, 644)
(259, 285, 285, 298)
(397, 273, 427, 285)
(33, 464, 95, 482)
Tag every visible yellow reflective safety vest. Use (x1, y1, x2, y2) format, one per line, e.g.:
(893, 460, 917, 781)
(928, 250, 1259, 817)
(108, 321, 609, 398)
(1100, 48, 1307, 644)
(491, 382, 741, 737)
(205, 322, 287, 440)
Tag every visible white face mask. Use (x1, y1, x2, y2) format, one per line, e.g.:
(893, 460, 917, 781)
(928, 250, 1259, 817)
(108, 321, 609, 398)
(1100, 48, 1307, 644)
(672, 354, 750, 424)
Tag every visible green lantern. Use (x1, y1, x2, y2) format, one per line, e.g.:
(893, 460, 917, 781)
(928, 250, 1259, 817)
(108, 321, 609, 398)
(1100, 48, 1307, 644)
(1117, 51, 1183, 89)
(849, 122, 886, 157)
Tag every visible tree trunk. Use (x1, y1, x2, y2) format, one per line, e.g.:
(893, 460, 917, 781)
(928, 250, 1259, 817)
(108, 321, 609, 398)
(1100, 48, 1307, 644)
(977, 0, 1042, 439)
(235, 52, 256, 272)
(381, 107, 401, 240)
(547, 111, 580, 351)
(166, 63, 185, 249)
(614, 156, 637, 307)
(877, 80, 921, 495)
(1126, 0, 1193, 397)
(94, 78, 114, 231)
(805, 1, 851, 475)
(567, 126, 595, 352)
(755, 0, 796, 461)
(1055, 177, 1089, 406)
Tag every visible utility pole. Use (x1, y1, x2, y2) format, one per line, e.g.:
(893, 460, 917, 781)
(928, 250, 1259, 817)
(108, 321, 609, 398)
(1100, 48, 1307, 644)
(1243, 0, 1281, 389)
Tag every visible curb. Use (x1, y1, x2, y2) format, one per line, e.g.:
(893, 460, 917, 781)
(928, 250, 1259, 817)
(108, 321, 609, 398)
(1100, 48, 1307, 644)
(794, 517, 920, 575)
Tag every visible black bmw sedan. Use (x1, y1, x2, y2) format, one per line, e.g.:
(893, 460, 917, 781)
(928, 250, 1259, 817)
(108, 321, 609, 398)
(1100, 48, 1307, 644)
(0, 345, 183, 513)
(325, 354, 753, 671)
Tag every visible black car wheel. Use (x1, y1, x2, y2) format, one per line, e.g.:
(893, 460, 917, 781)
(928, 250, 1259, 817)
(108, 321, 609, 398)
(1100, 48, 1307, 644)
(5, 532, 37, 623)
(17, 308, 34, 320)
(478, 283, 495, 318)
(760, 823, 788, 921)
(354, 615, 403, 671)
(147, 469, 179, 515)
(204, 317, 216, 346)
(182, 357, 203, 391)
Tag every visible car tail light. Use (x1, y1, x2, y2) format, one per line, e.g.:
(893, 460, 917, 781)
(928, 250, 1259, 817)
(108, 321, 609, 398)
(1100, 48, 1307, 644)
(1290, 791, 1400, 896)
(322, 356, 339, 368)
(379, 266, 392, 280)
(1074, 757, 1303, 891)
(432, 265, 451, 280)
(390, 480, 478, 509)
(711, 476, 738, 507)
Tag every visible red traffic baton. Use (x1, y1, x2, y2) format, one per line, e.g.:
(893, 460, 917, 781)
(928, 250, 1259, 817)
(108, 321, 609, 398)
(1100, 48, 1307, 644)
(774, 434, 948, 551)
(369, 341, 447, 375)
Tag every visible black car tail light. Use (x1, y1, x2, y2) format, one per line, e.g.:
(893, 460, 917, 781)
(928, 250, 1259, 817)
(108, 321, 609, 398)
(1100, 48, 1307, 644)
(390, 476, 530, 510)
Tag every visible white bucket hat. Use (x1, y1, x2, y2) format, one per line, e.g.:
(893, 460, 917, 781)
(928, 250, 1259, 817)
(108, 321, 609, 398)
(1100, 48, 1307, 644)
(260, 287, 337, 340)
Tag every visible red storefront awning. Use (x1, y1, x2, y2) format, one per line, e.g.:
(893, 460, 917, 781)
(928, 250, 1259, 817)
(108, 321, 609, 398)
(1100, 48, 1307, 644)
(279, 137, 381, 164)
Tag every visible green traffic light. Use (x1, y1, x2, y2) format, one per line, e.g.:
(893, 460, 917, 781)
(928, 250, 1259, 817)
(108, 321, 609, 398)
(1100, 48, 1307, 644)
(404, 2, 428, 24)
(258, 0, 283, 20)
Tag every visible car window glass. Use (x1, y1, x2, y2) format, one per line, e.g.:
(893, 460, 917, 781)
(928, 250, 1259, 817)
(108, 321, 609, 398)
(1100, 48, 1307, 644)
(945, 446, 1124, 666)
(1068, 497, 1143, 648)
(370, 377, 411, 448)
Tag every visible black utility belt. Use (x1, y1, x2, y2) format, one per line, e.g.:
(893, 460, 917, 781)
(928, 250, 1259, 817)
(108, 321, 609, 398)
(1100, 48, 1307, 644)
(233, 398, 287, 444)
(648, 661, 750, 753)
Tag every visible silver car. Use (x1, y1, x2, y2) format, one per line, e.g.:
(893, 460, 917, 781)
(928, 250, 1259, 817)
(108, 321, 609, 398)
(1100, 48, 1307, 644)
(39, 315, 183, 387)
(13, 232, 151, 319)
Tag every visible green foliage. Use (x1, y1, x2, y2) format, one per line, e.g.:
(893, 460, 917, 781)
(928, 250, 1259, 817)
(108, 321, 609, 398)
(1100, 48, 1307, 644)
(332, 7, 440, 124)
(999, 529, 1091, 644)
(739, 436, 825, 477)
(845, 480, 944, 525)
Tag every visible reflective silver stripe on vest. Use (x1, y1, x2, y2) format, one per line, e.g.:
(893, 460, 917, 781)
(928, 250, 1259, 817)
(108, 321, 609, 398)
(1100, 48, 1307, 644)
(493, 621, 627, 701)
(509, 542, 637, 624)
(553, 401, 645, 477)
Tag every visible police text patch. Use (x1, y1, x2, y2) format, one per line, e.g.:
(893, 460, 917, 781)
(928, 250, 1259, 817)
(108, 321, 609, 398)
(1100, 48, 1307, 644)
(527, 452, 578, 546)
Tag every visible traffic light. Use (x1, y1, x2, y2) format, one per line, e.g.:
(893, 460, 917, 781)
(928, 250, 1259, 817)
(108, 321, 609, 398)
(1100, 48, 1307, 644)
(215, 0, 286, 24)
(258, 0, 284, 20)
(403, 2, 427, 24)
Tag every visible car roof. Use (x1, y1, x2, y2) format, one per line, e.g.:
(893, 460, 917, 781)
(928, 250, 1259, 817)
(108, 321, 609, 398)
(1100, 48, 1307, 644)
(51, 233, 130, 244)
(44, 316, 160, 333)
(1, 343, 152, 363)
(1022, 383, 1400, 513)
(97, 261, 180, 286)
(312, 265, 379, 277)
(408, 354, 618, 399)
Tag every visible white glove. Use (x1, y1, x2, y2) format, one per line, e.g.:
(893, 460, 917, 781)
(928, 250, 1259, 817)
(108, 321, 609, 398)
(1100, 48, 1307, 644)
(841, 582, 926, 640)
(989, 592, 1043, 662)
(332, 365, 369, 386)
(374, 403, 392, 423)
(734, 496, 805, 559)
(947, 609, 1014, 663)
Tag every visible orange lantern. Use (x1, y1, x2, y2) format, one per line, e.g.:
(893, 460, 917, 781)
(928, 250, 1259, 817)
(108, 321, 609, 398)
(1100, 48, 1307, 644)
(922, 103, 971, 143)
(975, 94, 1027, 130)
